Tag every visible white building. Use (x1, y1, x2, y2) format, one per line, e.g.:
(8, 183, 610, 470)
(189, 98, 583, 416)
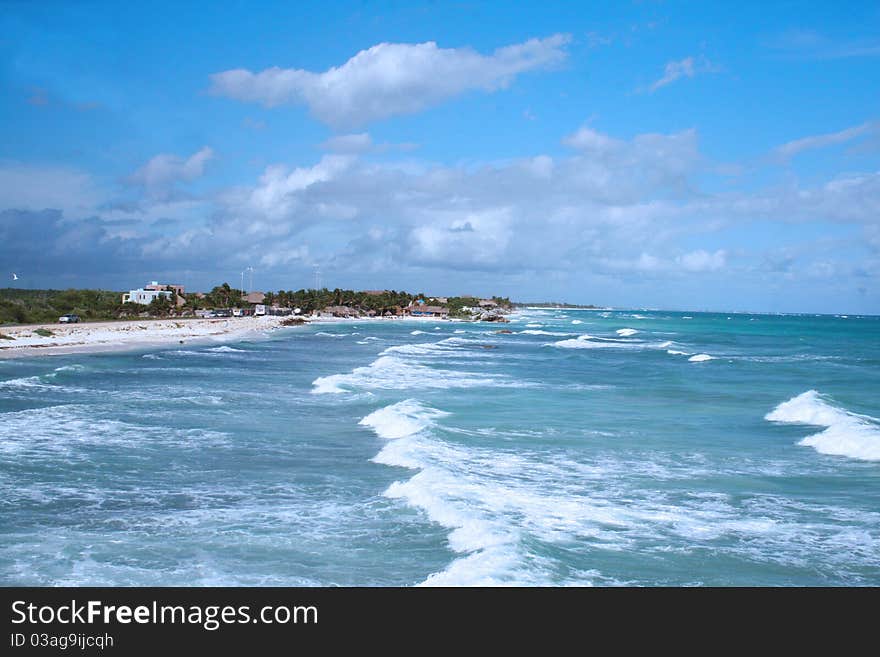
(122, 281, 174, 305)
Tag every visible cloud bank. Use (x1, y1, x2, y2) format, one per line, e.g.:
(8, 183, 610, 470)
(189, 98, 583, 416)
(209, 35, 571, 128)
(1, 122, 877, 312)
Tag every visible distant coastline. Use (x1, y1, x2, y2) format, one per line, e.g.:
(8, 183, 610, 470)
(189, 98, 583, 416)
(523, 305, 609, 310)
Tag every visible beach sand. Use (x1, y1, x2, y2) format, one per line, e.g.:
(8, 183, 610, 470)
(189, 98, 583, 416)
(0, 316, 290, 359)
(0, 314, 465, 359)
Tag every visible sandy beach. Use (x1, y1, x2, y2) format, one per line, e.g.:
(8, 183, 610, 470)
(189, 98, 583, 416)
(0, 314, 468, 359)
(0, 316, 291, 359)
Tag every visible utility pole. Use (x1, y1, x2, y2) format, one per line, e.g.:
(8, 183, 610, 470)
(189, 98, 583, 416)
(313, 265, 321, 291)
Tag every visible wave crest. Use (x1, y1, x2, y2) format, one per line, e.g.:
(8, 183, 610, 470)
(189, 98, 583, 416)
(766, 390, 880, 461)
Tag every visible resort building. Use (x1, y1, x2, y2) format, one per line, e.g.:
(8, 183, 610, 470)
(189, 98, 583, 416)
(324, 305, 357, 317)
(409, 304, 449, 318)
(122, 281, 185, 306)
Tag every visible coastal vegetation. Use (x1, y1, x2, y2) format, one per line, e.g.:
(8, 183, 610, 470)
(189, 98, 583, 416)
(0, 285, 245, 324)
(262, 288, 418, 315)
(1, 285, 513, 325)
(0, 288, 129, 324)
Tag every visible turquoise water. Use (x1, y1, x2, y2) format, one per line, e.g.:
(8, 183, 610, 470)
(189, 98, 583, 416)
(1, 309, 879, 586)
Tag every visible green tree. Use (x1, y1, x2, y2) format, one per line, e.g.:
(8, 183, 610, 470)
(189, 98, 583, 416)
(147, 294, 173, 317)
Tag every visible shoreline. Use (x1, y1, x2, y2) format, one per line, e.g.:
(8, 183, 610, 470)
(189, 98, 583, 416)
(0, 316, 293, 360)
(0, 314, 472, 360)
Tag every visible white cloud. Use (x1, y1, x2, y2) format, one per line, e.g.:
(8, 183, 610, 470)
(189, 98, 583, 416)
(708, 171, 880, 224)
(598, 249, 727, 275)
(129, 146, 214, 196)
(202, 124, 879, 288)
(646, 56, 719, 92)
(320, 132, 418, 155)
(229, 154, 354, 222)
(209, 34, 570, 128)
(259, 245, 309, 268)
(199, 125, 707, 276)
(562, 125, 701, 198)
(677, 249, 726, 272)
(0, 164, 101, 215)
(561, 126, 620, 152)
(4, 121, 877, 312)
(773, 121, 877, 161)
(409, 208, 513, 267)
(321, 133, 374, 154)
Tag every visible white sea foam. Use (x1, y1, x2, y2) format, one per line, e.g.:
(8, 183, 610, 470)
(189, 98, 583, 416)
(352, 390, 880, 585)
(766, 390, 880, 461)
(379, 339, 482, 359)
(547, 338, 600, 349)
(311, 355, 519, 394)
(525, 323, 543, 328)
(0, 404, 228, 458)
(410, 330, 427, 335)
(548, 334, 665, 350)
(207, 345, 246, 353)
(365, 406, 816, 585)
(688, 354, 714, 362)
(359, 399, 449, 441)
(667, 350, 690, 356)
(616, 328, 638, 336)
(361, 401, 554, 585)
(53, 364, 85, 373)
(315, 331, 346, 338)
(0, 375, 48, 389)
(571, 320, 583, 325)
(518, 330, 574, 336)
(0, 374, 80, 392)
(454, 329, 466, 334)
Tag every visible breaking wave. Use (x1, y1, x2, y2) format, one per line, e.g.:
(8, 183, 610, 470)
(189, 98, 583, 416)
(311, 341, 528, 394)
(766, 390, 880, 461)
(518, 330, 575, 337)
(548, 334, 671, 351)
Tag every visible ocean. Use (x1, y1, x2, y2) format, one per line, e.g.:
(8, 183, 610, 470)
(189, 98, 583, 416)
(1, 309, 878, 586)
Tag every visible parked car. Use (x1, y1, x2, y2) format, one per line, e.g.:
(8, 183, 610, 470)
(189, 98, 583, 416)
(58, 314, 80, 323)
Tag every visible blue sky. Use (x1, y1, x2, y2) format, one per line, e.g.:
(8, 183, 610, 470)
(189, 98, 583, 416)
(1, 1, 878, 313)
